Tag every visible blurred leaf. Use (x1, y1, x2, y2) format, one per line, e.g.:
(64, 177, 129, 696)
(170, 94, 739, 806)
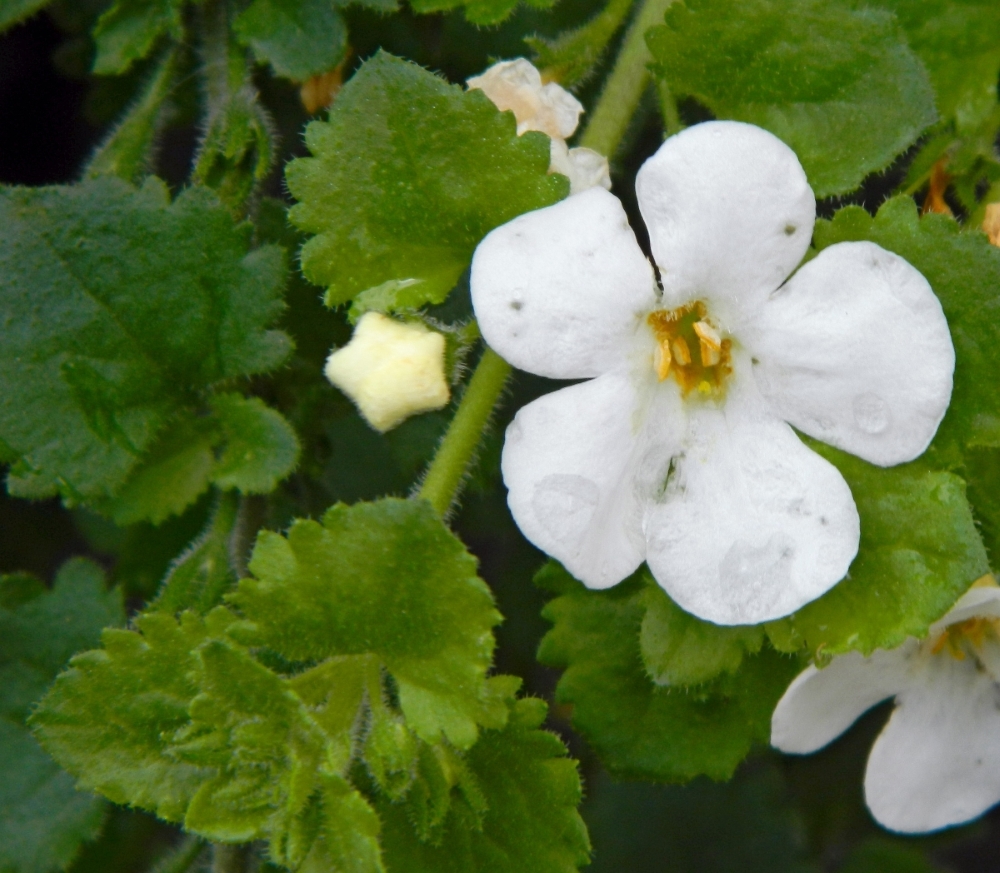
(640, 584, 764, 687)
(813, 197, 1000, 454)
(526, 0, 633, 86)
(537, 563, 799, 782)
(766, 445, 989, 659)
(0, 178, 291, 512)
(0, 0, 54, 32)
(838, 837, 946, 873)
(234, 0, 348, 81)
(286, 51, 566, 312)
(0, 559, 123, 873)
(91, 0, 185, 75)
(230, 498, 504, 749)
(378, 698, 590, 873)
(647, 0, 937, 197)
(409, 0, 555, 26)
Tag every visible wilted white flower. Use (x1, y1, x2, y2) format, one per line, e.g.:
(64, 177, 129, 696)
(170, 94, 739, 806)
(467, 58, 611, 195)
(772, 580, 1000, 833)
(325, 312, 450, 433)
(471, 121, 954, 625)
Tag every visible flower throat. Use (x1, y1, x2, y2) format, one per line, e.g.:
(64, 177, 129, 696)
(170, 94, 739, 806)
(647, 301, 732, 396)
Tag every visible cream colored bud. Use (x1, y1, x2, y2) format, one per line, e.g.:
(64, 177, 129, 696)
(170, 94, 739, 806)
(467, 58, 582, 140)
(324, 312, 451, 433)
(548, 139, 612, 195)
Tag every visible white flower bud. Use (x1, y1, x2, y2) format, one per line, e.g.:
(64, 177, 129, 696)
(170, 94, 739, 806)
(548, 139, 611, 195)
(324, 312, 450, 433)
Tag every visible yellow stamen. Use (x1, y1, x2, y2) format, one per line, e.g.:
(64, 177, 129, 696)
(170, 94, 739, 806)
(671, 336, 692, 366)
(654, 341, 672, 381)
(647, 301, 732, 397)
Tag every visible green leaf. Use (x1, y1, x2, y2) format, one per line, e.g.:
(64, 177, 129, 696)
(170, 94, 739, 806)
(0, 177, 291, 508)
(526, 0, 634, 86)
(0, 559, 123, 873)
(839, 838, 946, 873)
(153, 493, 239, 615)
(378, 698, 590, 873)
(765, 445, 989, 659)
(0, 0, 53, 33)
(812, 197, 1000, 453)
(647, 0, 937, 197)
(537, 563, 800, 782)
(286, 51, 567, 312)
(210, 394, 301, 493)
(639, 584, 764, 687)
(92, 0, 184, 76)
(299, 777, 384, 873)
(408, 0, 554, 26)
(234, 0, 348, 81)
(229, 498, 503, 749)
(31, 609, 235, 822)
(881, 0, 1000, 133)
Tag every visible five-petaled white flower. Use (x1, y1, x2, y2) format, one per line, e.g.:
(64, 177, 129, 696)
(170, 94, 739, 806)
(772, 580, 1000, 833)
(471, 121, 955, 625)
(467, 58, 611, 195)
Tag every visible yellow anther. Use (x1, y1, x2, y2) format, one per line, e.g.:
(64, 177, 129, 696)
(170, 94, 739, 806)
(694, 320, 722, 366)
(671, 336, 692, 366)
(653, 341, 672, 381)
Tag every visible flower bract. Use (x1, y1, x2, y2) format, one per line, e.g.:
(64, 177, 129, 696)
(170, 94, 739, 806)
(471, 121, 955, 625)
(324, 312, 450, 432)
(771, 580, 1000, 833)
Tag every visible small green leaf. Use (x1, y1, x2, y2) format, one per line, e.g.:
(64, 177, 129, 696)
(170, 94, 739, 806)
(0, 177, 291, 508)
(211, 394, 301, 494)
(408, 0, 554, 25)
(230, 498, 502, 749)
(0, 559, 123, 873)
(526, 0, 633, 86)
(640, 584, 764, 687)
(537, 563, 799, 782)
(286, 51, 566, 312)
(766, 445, 989, 658)
(234, 0, 348, 81)
(31, 609, 234, 822)
(647, 0, 937, 197)
(92, 0, 184, 75)
(0, 0, 54, 33)
(378, 698, 590, 873)
(812, 196, 1000, 454)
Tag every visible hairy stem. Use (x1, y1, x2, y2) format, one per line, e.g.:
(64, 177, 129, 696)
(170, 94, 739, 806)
(85, 48, 177, 183)
(418, 346, 511, 516)
(229, 494, 267, 579)
(579, 0, 676, 158)
(152, 836, 206, 873)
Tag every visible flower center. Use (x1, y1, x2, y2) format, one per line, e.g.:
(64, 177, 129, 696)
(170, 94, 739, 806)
(647, 301, 732, 396)
(930, 616, 1000, 661)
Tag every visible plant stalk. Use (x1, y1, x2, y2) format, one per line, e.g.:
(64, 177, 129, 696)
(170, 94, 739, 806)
(211, 844, 247, 873)
(417, 346, 511, 516)
(579, 0, 676, 158)
(152, 836, 206, 873)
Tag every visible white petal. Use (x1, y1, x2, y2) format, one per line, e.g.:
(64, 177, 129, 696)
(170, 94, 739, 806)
(750, 241, 955, 467)
(635, 121, 815, 326)
(929, 583, 1000, 635)
(643, 364, 860, 625)
(501, 371, 685, 590)
(865, 654, 1000, 832)
(471, 187, 657, 379)
(771, 647, 914, 754)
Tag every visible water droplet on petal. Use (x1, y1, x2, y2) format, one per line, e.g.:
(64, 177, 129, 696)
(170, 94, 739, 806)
(719, 533, 795, 617)
(533, 474, 600, 544)
(853, 392, 890, 434)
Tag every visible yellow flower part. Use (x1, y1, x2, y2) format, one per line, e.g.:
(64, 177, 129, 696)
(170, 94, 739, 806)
(324, 312, 450, 433)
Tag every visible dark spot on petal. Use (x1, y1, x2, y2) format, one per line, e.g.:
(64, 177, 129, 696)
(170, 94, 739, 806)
(510, 300, 523, 311)
(784, 224, 796, 236)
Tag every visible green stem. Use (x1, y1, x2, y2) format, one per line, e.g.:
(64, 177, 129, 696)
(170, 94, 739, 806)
(417, 347, 511, 516)
(211, 844, 247, 873)
(152, 836, 205, 873)
(84, 47, 177, 183)
(579, 0, 676, 157)
(228, 494, 267, 579)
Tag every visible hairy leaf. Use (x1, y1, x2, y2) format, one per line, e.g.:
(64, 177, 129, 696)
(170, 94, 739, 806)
(0, 177, 291, 508)
(527, 0, 633, 86)
(813, 197, 1000, 454)
(537, 564, 799, 782)
(647, 0, 937, 197)
(234, 0, 348, 81)
(766, 445, 989, 659)
(286, 51, 566, 312)
(92, 0, 184, 75)
(378, 698, 590, 873)
(230, 498, 503, 749)
(0, 559, 123, 873)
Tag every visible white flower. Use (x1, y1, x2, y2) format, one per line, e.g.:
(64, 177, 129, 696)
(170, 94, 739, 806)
(324, 312, 450, 433)
(467, 58, 611, 195)
(771, 580, 1000, 833)
(471, 121, 954, 625)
